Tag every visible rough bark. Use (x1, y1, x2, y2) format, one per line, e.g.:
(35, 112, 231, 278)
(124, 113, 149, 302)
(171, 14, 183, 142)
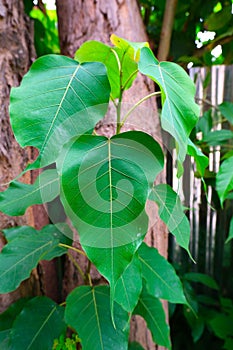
(0, 0, 56, 311)
(56, 1, 168, 348)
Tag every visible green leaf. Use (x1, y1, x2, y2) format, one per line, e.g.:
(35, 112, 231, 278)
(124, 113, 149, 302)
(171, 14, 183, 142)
(216, 157, 233, 206)
(209, 311, 233, 339)
(10, 55, 110, 169)
(138, 243, 187, 304)
(149, 184, 192, 257)
(226, 217, 233, 243)
(10, 297, 66, 350)
(138, 47, 199, 176)
(110, 34, 149, 62)
(128, 342, 145, 350)
(58, 131, 163, 304)
(134, 286, 171, 349)
(114, 254, 142, 313)
(75, 39, 138, 98)
(205, 6, 232, 31)
(0, 169, 59, 216)
(0, 224, 71, 293)
(184, 273, 219, 290)
(65, 285, 129, 350)
(219, 101, 233, 125)
(187, 139, 208, 177)
(202, 130, 233, 146)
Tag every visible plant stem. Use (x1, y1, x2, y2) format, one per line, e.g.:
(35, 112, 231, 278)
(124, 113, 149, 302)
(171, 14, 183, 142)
(59, 243, 86, 256)
(120, 91, 162, 127)
(68, 252, 86, 281)
(122, 69, 138, 90)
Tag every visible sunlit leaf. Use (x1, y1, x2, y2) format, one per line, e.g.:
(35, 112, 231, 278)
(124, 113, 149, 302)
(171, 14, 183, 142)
(10, 297, 66, 350)
(0, 169, 59, 216)
(10, 55, 110, 169)
(139, 47, 199, 176)
(0, 224, 71, 293)
(138, 243, 187, 304)
(65, 285, 129, 350)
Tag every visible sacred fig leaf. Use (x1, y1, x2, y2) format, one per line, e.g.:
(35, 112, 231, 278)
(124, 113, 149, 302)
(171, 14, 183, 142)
(0, 224, 71, 293)
(10, 55, 110, 169)
(149, 184, 192, 258)
(138, 243, 187, 304)
(10, 297, 66, 350)
(138, 47, 199, 176)
(0, 169, 59, 216)
(216, 157, 233, 206)
(187, 139, 208, 177)
(110, 34, 149, 62)
(128, 342, 145, 350)
(114, 254, 142, 314)
(134, 286, 171, 349)
(75, 39, 138, 98)
(57, 130, 164, 305)
(65, 285, 129, 350)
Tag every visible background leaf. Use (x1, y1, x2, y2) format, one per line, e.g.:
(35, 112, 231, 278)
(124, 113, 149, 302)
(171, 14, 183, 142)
(0, 224, 71, 293)
(216, 157, 233, 206)
(138, 47, 199, 176)
(219, 101, 233, 125)
(184, 272, 219, 290)
(134, 286, 171, 349)
(149, 184, 192, 257)
(226, 217, 233, 243)
(65, 285, 129, 350)
(10, 55, 110, 169)
(10, 297, 66, 350)
(0, 169, 59, 216)
(138, 243, 187, 304)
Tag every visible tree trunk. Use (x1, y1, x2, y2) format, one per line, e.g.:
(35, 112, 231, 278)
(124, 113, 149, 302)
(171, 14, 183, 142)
(0, 0, 55, 312)
(56, 1, 168, 348)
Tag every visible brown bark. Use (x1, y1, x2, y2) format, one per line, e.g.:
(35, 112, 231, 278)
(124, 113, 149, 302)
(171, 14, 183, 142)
(56, 0, 168, 348)
(0, 0, 56, 311)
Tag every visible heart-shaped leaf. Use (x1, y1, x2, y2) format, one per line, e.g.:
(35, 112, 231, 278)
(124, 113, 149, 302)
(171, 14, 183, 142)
(10, 297, 66, 350)
(138, 243, 187, 304)
(10, 55, 110, 169)
(0, 224, 71, 293)
(138, 47, 199, 176)
(134, 286, 171, 349)
(0, 169, 59, 216)
(65, 285, 129, 350)
(149, 184, 192, 258)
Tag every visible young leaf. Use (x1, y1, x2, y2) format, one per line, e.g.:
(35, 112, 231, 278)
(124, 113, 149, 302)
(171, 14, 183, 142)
(138, 47, 199, 176)
(10, 55, 110, 169)
(75, 39, 138, 98)
(149, 184, 192, 258)
(226, 217, 233, 243)
(134, 286, 171, 349)
(0, 224, 71, 293)
(114, 254, 142, 313)
(219, 101, 233, 125)
(57, 131, 164, 308)
(110, 34, 149, 62)
(138, 243, 187, 304)
(0, 169, 59, 216)
(65, 285, 129, 350)
(216, 157, 233, 206)
(10, 297, 66, 350)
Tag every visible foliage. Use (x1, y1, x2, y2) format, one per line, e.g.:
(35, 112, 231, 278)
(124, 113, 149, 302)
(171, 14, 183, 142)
(0, 35, 205, 349)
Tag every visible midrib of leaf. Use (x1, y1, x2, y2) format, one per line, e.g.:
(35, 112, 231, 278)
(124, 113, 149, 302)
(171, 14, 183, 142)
(121, 277, 131, 311)
(139, 256, 174, 294)
(0, 241, 53, 278)
(157, 65, 174, 131)
(0, 177, 58, 209)
(139, 298, 168, 346)
(40, 64, 81, 156)
(92, 288, 104, 350)
(25, 305, 57, 350)
(108, 139, 114, 284)
(151, 187, 186, 247)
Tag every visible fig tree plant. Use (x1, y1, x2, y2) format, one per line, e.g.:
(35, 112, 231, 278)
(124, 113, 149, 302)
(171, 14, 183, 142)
(0, 35, 208, 349)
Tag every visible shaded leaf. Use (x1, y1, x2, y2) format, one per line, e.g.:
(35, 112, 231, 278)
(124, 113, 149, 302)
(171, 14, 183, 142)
(226, 217, 233, 243)
(0, 224, 71, 293)
(114, 254, 142, 313)
(139, 47, 199, 176)
(138, 243, 187, 304)
(202, 130, 233, 146)
(216, 157, 233, 206)
(10, 55, 110, 169)
(219, 101, 233, 125)
(184, 273, 219, 290)
(134, 286, 171, 349)
(10, 297, 66, 350)
(149, 184, 192, 257)
(65, 285, 129, 350)
(128, 342, 145, 350)
(0, 169, 59, 216)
